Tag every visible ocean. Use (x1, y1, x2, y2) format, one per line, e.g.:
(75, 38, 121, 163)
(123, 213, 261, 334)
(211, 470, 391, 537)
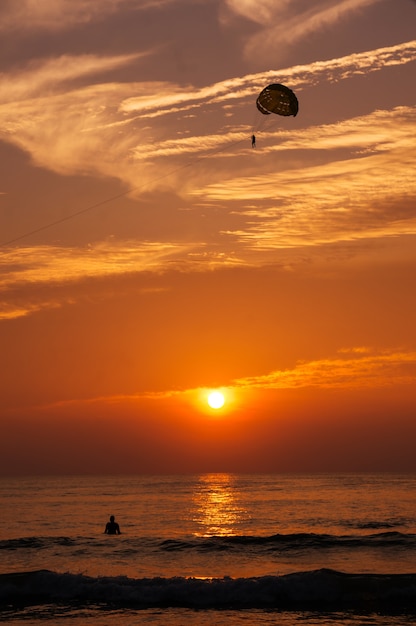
(1, 473, 415, 625)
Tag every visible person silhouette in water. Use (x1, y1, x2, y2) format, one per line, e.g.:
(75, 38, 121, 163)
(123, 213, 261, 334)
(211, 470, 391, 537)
(251, 134, 256, 147)
(104, 515, 121, 535)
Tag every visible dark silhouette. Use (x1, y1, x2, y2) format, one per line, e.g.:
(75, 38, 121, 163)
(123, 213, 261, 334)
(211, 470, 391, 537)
(104, 515, 121, 535)
(256, 83, 298, 117)
(251, 134, 256, 147)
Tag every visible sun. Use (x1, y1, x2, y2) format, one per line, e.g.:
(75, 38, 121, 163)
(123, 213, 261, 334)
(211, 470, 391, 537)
(207, 390, 225, 409)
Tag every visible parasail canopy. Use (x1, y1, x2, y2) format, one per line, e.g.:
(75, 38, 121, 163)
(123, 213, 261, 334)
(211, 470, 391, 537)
(256, 83, 298, 117)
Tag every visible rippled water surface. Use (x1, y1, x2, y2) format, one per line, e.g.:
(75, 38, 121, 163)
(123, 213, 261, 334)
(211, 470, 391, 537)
(1, 473, 415, 625)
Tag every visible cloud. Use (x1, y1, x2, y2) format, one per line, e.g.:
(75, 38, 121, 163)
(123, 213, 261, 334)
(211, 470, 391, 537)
(191, 106, 416, 250)
(224, 0, 292, 25)
(0, 238, 249, 319)
(30, 346, 416, 411)
(225, 0, 387, 61)
(120, 41, 416, 118)
(0, 42, 413, 190)
(0, 240, 187, 282)
(0, 0, 176, 32)
(1, 240, 189, 285)
(234, 347, 416, 390)
(0, 42, 414, 273)
(0, 53, 143, 103)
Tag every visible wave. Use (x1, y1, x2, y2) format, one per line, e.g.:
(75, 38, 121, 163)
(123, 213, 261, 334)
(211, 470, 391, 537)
(354, 520, 410, 530)
(1, 569, 415, 613)
(160, 531, 416, 552)
(2, 531, 415, 554)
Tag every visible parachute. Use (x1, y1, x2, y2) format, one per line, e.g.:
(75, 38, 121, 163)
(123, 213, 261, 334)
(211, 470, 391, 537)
(256, 83, 298, 117)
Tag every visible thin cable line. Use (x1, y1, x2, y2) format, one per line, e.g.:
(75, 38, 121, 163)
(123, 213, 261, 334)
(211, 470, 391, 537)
(1, 135, 248, 248)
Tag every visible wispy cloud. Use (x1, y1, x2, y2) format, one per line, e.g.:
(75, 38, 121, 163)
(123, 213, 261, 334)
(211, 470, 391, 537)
(0, 240, 188, 283)
(225, 0, 387, 62)
(1, 240, 190, 285)
(0, 53, 144, 102)
(226, 0, 384, 27)
(192, 106, 416, 249)
(0, 239, 248, 319)
(120, 41, 416, 117)
(0, 0, 176, 32)
(31, 346, 416, 411)
(1, 42, 415, 286)
(234, 347, 416, 390)
(0, 42, 413, 188)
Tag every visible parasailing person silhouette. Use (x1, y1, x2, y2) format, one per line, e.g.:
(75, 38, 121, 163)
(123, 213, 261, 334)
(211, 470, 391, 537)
(250, 82, 299, 146)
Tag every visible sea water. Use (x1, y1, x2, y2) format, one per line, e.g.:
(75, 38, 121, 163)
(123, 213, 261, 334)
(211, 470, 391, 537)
(1, 473, 415, 625)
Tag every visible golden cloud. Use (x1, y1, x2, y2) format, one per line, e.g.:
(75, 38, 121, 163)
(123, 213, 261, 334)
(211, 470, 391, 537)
(234, 348, 416, 390)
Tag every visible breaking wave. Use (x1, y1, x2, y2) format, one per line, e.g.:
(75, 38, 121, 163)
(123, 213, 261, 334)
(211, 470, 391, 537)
(1, 568, 415, 613)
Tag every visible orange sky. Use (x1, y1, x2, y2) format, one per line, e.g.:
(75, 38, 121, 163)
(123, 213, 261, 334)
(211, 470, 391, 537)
(1, 0, 416, 474)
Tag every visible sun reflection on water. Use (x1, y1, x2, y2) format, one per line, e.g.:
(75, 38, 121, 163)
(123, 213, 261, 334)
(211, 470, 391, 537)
(192, 474, 250, 537)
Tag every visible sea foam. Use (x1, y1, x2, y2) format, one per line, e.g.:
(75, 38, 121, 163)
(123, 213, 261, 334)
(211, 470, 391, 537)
(1, 569, 415, 613)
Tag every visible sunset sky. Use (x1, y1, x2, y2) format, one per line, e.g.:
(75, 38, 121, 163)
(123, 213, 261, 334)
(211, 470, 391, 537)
(1, 0, 416, 475)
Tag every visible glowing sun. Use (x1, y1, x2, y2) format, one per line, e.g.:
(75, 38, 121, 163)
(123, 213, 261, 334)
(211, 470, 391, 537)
(207, 390, 225, 409)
